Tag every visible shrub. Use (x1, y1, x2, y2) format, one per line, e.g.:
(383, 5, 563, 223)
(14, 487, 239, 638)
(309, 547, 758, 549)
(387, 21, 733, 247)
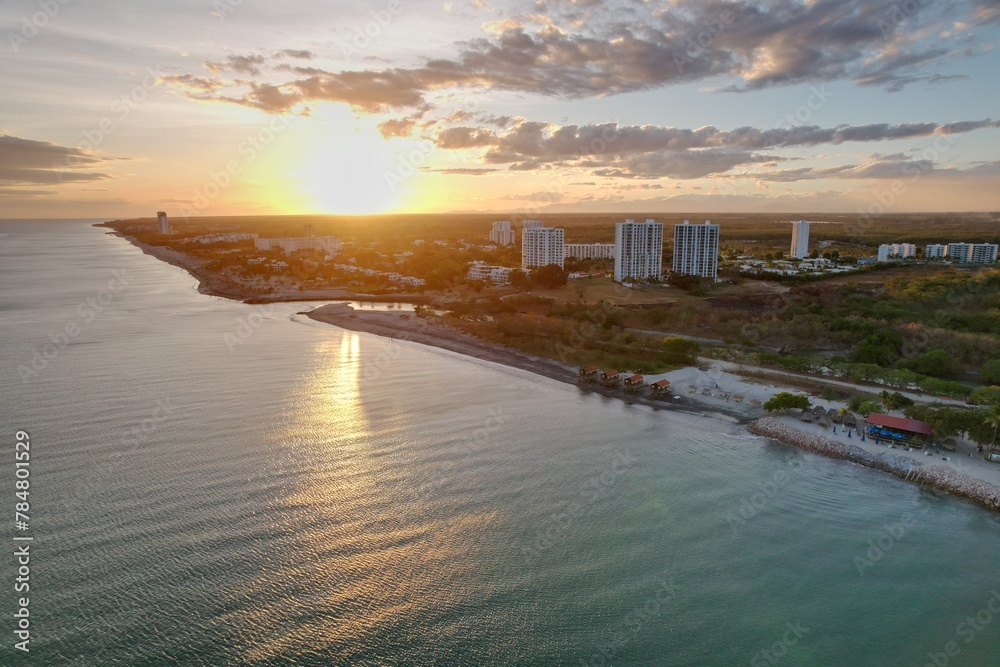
(763, 392, 811, 412)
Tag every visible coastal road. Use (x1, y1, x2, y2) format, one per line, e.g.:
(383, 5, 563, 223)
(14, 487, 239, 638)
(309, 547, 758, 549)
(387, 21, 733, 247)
(704, 358, 971, 408)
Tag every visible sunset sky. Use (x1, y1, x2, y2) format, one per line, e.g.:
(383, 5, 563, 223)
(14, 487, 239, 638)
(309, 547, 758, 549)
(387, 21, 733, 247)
(3, 0, 1000, 218)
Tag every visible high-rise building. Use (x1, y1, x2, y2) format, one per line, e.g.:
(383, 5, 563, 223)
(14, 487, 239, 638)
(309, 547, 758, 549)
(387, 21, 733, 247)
(946, 243, 973, 262)
(925, 244, 947, 258)
(304, 223, 314, 237)
(157, 211, 170, 234)
(790, 220, 810, 259)
(565, 243, 616, 260)
(970, 243, 998, 264)
(614, 219, 663, 282)
(489, 220, 516, 246)
(672, 220, 718, 279)
(522, 220, 544, 230)
(522, 226, 565, 269)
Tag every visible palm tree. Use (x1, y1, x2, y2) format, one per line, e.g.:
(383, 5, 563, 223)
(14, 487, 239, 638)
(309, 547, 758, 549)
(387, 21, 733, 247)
(985, 406, 1000, 460)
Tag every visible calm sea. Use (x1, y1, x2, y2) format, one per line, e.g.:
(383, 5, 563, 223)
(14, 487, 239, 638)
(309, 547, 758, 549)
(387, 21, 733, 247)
(1, 221, 999, 666)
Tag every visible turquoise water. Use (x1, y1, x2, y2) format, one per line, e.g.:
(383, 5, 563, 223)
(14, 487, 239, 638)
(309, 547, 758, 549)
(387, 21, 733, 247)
(1, 221, 999, 666)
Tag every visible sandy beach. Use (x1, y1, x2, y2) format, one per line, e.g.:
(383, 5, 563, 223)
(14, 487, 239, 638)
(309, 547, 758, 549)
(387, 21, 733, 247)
(305, 303, 753, 427)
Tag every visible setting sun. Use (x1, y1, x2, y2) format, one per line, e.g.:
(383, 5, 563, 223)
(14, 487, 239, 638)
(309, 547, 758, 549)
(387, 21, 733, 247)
(290, 119, 402, 215)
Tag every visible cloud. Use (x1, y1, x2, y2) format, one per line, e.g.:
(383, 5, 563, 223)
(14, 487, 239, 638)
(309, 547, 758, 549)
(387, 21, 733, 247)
(420, 167, 501, 174)
(749, 155, 1000, 181)
(0, 135, 117, 186)
(424, 117, 1000, 178)
(167, 1, 998, 114)
(275, 49, 316, 60)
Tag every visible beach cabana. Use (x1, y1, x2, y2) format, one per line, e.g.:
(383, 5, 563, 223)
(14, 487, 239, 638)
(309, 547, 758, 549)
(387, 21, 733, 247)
(600, 369, 622, 386)
(624, 374, 645, 392)
(799, 411, 815, 423)
(578, 366, 600, 382)
(650, 379, 672, 396)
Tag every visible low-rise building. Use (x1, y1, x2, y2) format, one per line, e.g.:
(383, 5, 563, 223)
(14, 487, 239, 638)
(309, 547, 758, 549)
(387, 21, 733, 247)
(467, 261, 522, 285)
(254, 236, 342, 256)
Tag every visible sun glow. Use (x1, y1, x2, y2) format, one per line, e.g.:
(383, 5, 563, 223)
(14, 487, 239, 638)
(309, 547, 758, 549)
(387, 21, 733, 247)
(293, 123, 403, 214)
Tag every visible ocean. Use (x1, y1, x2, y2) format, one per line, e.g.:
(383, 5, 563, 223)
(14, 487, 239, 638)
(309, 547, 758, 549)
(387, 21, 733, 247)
(1, 220, 998, 666)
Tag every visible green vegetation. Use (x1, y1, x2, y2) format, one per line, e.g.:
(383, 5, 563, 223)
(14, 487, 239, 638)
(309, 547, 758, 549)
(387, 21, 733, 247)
(982, 360, 1000, 386)
(763, 392, 811, 411)
(439, 295, 698, 373)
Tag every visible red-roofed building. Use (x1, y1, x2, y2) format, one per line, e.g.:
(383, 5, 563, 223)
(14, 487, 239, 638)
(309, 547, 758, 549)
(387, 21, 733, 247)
(578, 366, 600, 382)
(624, 374, 645, 391)
(650, 379, 672, 395)
(865, 413, 933, 446)
(600, 370, 621, 386)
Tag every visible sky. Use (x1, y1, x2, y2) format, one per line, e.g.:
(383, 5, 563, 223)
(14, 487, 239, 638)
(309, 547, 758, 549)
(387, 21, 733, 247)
(2, 0, 1000, 218)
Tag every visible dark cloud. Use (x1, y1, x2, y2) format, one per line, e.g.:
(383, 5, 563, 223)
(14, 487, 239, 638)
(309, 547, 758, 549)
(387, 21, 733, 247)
(423, 115, 1000, 179)
(592, 150, 776, 179)
(169, 1, 995, 114)
(0, 135, 116, 186)
(433, 118, 1000, 163)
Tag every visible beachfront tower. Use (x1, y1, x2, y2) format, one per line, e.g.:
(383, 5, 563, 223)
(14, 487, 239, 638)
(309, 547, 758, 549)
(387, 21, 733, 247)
(671, 220, 718, 279)
(522, 225, 565, 269)
(790, 220, 810, 259)
(615, 219, 663, 282)
(157, 211, 170, 234)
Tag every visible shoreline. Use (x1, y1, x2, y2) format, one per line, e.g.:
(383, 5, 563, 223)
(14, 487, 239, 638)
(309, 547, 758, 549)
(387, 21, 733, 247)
(747, 417, 1000, 513)
(105, 223, 1000, 515)
(305, 303, 752, 426)
(95, 223, 432, 305)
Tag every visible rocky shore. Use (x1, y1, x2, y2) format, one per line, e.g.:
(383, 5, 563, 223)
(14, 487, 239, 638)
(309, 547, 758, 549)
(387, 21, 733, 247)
(747, 417, 1000, 513)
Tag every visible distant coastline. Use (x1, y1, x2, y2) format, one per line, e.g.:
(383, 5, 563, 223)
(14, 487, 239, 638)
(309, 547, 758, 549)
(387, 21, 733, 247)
(95, 222, 431, 305)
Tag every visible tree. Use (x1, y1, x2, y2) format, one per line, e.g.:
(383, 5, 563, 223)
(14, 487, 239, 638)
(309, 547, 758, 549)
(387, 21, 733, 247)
(850, 331, 903, 366)
(855, 400, 883, 417)
(879, 390, 914, 411)
(661, 338, 700, 365)
(985, 406, 1000, 457)
(508, 269, 530, 289)
(905, 348, 955, 378)
(531, 264, 568, 288)
(969, 386, 1000, 406)
(763, 392, 811, 412)
(981, 360, 1000, 386)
